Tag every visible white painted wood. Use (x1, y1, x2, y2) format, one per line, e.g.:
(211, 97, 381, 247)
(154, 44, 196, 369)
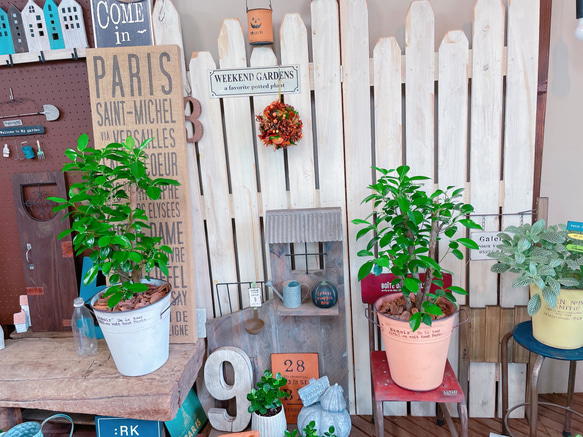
(469, 0, 505, 309)
(218, 19, 264, 303)
(437, 30, 469, 307)
(189, 51, 238, 314)
(21, 0, 51, 52)
(469, 362, 497, 418)
(58, 0, 88, 49)
(497, 363, 526, 419)
(152, 0, 191, 96)
(251, 47, 287, 216)
(374, 37, 403, 170)
(405, 1, 436, 416)
(250, 46, 285, 283)
(311, 0, 354, 414)
(339, 0, 372, 416)
(404, 0, 434, 182)
(501, 0, 540, 308)
(372, 34, 407, 418)
(311, 0, 344, 209)
(204, 346, 253, 432)
(280, 13, 316, 210)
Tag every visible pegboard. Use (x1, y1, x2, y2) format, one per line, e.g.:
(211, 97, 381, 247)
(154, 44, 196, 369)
(0, 0, 94, 325)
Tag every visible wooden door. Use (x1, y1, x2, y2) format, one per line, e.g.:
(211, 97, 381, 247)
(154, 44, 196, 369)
(12, 172, 77, 332)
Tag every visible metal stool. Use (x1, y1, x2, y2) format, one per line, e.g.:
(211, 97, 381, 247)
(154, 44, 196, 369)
(371, 351, 468, 437)
(501, 320, 583, 437)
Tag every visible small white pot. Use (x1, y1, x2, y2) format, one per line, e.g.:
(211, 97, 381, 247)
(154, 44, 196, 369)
(251, 405, 287, 437)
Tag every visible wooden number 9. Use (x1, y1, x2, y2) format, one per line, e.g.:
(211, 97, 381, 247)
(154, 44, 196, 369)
(203, 346, 253, 432)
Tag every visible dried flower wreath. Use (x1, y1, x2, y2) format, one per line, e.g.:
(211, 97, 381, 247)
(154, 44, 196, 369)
(256, 101, 303, 151)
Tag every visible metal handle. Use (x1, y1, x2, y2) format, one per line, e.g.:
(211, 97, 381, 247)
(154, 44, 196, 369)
(25, 243, 31, 263)
(453, 308, 470, 330)
(364, 307, 380, 327)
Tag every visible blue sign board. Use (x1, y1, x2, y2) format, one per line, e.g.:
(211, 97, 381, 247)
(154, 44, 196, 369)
(164, 388, 207, 437)
(96, 416, 163, 437)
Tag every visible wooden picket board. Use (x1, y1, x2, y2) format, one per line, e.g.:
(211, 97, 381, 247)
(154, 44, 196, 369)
(280, 13, 319, 273)
(310, 0, 355, 410)
(404, 0, 434, 182)
(250, 47, 287, 214)
(311, 0, 345, 209)
(469, 0, 505, 309)
(151, 0, 191, 96)
(250, 46, 286, 284)
(218, 19, 264, 302)
(280, 13, 316, 210)
(373, 37, 403, 170)
(406, 1, 435, 416)
(437, 30, 469, 312)
(152, 0, 212, 318)
(189, 51, 238, 313)
(339, 0, 373, 416)
(484, 306, 501, 362)
(469, 362, 497, 417)
(373, 36, 406, 417)
(497, 363, 527, 419)
(500, 0, 540, 308)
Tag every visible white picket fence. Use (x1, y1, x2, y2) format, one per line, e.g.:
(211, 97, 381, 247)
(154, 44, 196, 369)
(155, 0, 540, 418)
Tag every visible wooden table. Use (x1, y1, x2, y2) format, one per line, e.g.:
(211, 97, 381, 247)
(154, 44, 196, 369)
(0, 337, 206, 430)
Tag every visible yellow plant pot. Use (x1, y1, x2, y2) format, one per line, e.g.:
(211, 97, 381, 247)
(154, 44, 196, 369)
(530, 284, 583, 349)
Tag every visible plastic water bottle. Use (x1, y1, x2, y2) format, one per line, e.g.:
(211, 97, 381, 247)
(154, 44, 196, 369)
(71, 297, 98, 356)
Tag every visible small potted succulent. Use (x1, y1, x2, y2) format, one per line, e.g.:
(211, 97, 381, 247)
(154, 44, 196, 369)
(49, 134, 180, 376)
(247, 369, 291, 436)
(488, 219, 583, 349)
(353, 165, 481, 390)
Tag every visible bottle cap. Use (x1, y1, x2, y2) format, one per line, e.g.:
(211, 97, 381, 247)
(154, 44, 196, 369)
(74, 297, 85, 307)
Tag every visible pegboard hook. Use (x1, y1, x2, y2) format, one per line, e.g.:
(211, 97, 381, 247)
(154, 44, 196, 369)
(38, 51, 45, 63)
(71, 48, 78, 61)
(5, 54, 13, 67)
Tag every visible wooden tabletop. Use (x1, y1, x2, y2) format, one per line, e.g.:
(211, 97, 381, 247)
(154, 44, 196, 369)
(0, 337, 206, 422)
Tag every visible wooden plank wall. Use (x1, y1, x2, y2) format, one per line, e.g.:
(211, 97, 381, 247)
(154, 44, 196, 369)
(179, 0, 541, 418)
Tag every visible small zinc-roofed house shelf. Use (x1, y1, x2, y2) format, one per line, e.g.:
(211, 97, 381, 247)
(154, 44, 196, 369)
(265, 207, 344, 317)
(0, 47, 86, 66)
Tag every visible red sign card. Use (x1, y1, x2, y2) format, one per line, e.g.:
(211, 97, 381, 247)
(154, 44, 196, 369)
(271, 353, 319, 424)
(360, 272, 453, 304)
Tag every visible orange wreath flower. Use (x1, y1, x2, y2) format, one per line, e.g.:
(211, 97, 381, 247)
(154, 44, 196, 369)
(256, 101, 303, 151)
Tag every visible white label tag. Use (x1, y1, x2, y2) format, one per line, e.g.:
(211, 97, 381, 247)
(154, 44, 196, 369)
(249, 287, 262, 307)
(470, 231, 503, 261)
(3, 119, 23, 127)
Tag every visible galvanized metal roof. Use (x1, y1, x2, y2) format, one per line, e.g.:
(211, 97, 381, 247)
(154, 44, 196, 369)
(265, 207, 343, 243)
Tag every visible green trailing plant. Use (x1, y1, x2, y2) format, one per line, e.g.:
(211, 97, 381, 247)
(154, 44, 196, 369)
(247, 370, 291, 416)
(353, 165, 481, 331)
(488, 219, 583, 315)
(284, 421, 337, 437)
(49, 134, 180, 308)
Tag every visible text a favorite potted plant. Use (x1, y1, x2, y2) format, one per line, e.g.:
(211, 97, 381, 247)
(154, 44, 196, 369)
(49, 134, 180, 376)
(247, 370, 291, 436)
(353, 165, 481, 391)
(488, 219, 583, 349)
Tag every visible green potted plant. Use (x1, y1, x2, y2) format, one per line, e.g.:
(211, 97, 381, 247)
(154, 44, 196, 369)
(353, 165, 481, 390)
(49, 133, 180, 376)
(247, 369, 291, 436)
(488, 219, 583, 349)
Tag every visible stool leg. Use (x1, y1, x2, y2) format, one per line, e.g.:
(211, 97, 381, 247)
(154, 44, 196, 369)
(458, 401, 468, 437)
(563, 360, 577, 437)
(374, 399, 384, 437)
(501, 330, 513, 436)
(529, 355, 545, 437)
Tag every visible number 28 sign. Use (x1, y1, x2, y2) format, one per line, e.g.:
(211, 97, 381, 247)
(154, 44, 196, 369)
(271, 353, 319, 424)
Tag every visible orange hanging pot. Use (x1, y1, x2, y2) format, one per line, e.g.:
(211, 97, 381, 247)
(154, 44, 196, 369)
(246, 0, 274, 45)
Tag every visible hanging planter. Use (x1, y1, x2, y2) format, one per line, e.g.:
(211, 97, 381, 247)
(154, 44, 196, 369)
(256, 100, 303, 151)
(246, 0, 274, 45)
